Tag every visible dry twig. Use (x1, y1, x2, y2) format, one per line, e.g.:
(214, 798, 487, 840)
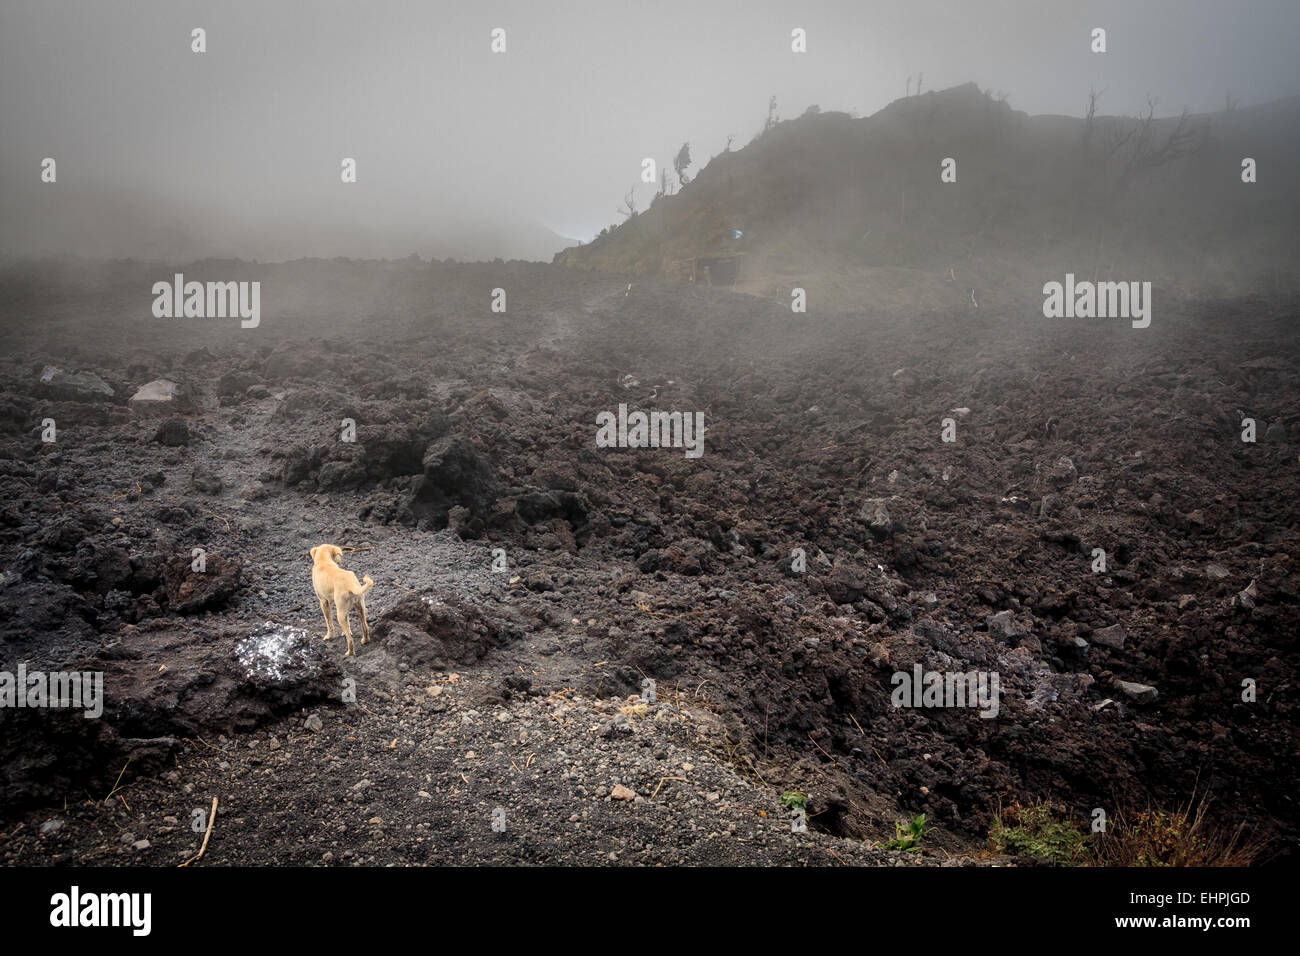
(179, 797, 218, 867)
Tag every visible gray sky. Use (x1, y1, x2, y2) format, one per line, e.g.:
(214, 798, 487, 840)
(2, 0, 1297, 260)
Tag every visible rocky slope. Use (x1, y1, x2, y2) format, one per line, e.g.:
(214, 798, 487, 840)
(0, 259, 1295, 863)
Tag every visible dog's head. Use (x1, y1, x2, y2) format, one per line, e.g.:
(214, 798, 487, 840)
(310, 544, 343, 566)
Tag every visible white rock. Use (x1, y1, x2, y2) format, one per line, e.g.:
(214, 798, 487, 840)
(129, 379, 193, 416)
(1115, 680, 1158, 704)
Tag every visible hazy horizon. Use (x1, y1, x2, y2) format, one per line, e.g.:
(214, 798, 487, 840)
(3, 0, 1298, 262)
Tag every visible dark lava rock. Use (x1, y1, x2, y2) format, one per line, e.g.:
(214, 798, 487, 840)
(154, 417, 190, 446)
(0, 574, 98, 649)
(638, 537, 714, 576)
(280, 445, 323, 486)
(0, 396, 31, 430)
(859, 498, 896, 539)
(160, 553, 243, 613)
(39, 400, 131, 428)
(986, 610, 1024, 644)
(515, 489, 589, 525)
(1091, 623, 1126, 649)
(0, 622, 341, 812)
(824, 564, 871, 604)
(38, 367, 115, 402)
(232, 623, 341, 698)
(270, 388, 349, 424)
(405, 435, 502, 528)
(1045, 456, 1078, 489)
(218, 370, 263, 405)
(362, 417, 447, 478)
(371, 592, 510, 669)
(524, 570, 555, 592)
(190, 465, 223, 495)
(277, 411, 446, 492)
(264, 345, 326, 382)
(38, 515, 87, 553)
(316, 455, 367, 491)
(73, 539, 133, 593)
(1033, 589, 1076, 617)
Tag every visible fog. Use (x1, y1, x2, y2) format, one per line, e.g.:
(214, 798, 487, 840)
(2, 0, 1297, 262)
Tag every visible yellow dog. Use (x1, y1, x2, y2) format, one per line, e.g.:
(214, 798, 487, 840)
(309, 544, 374, 656)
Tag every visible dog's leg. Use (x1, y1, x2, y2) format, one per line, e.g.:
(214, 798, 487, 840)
(359, 598, 371, 645)
(319, 598, 333, 639)
(336, 602, 354, 656)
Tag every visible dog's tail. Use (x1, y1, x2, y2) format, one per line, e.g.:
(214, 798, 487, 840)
(359, 574, 374, 594)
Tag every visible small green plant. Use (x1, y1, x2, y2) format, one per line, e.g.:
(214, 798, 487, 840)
(779, 790, 807, 811)
(988, 801, 1090, 865)
(986, 795, 1267, 867)
(882, 813, 926, 851)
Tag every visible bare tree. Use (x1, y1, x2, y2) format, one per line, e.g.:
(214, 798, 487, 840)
(1081, 86, 1104, 158)
(618, 186, 638, 219)
(1078, 91, 1200, 213)
(1106, 97, 1199, 202)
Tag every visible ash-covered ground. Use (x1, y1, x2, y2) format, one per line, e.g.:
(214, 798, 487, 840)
(0, 259, 1296, 865)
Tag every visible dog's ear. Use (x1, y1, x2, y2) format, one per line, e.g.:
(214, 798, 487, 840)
(310, 545, 320, 560)
(329, 545, 343, 560)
